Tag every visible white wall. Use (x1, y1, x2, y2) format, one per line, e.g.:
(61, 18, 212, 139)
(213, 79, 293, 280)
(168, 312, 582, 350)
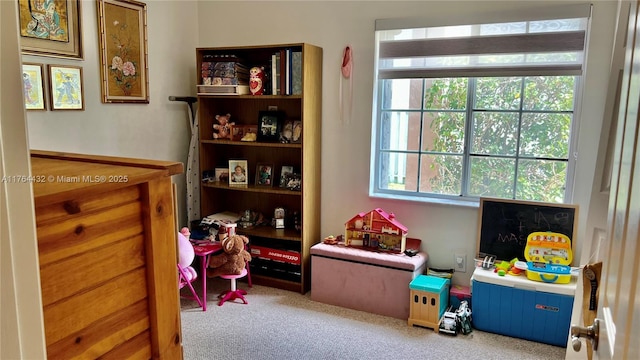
(24, 0, 199, 225)
(196, 1, 618, 286)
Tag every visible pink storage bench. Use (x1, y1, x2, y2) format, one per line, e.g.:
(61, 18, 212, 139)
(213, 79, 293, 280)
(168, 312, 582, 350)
(310, 241, 428, 319)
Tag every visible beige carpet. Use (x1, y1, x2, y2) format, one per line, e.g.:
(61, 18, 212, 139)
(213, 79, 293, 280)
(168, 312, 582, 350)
(180, 277, 566, 360)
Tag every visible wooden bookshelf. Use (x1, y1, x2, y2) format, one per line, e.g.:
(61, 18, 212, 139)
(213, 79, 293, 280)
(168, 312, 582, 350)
(196, 43, 322, 294)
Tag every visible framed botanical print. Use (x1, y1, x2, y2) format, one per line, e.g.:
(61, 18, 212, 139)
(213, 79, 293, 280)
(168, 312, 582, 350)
(22, 63, 46, 110)
(18, 0, 83, 59)
(97, 0, 149, 103)
(48, 64, 84, 110)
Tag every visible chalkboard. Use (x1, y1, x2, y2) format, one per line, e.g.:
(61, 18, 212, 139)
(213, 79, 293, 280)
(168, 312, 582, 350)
(476, 197, 579, 263)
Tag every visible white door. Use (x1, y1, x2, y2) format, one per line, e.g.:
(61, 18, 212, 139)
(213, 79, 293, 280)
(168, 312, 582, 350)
(571, 0, 640, 358)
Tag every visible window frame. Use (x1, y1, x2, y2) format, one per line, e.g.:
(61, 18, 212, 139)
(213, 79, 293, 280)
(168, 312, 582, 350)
(370, 15, 588, 205)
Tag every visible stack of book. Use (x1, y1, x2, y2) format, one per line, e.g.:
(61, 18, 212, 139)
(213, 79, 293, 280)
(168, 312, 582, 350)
(270, 49, 302, 96)
(199, 55, 250, 95)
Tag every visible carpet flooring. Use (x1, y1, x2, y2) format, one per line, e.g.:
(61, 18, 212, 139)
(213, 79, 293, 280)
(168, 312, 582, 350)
(179, 278, 566, 360)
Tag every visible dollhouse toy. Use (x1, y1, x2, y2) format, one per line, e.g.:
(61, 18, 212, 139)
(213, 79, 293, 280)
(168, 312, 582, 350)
(344, 208, 407, 253)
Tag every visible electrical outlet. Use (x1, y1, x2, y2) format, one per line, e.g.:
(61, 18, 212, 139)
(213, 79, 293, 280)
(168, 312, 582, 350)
(455, 253, 467, 273)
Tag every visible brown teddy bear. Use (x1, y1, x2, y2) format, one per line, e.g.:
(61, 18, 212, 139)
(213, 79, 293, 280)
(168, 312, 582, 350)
(206, 234, 252, 278)
(213, 113, 235, 139)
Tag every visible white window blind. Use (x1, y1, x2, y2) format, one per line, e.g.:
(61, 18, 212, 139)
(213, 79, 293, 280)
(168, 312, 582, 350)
(375, 4, 591, 79)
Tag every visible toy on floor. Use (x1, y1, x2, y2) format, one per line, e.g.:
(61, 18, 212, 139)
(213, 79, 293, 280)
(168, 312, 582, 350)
(456, 300, 472, 335)
(206, 234, 252, 278)
(439, 309, 458, 335)
(178, 227, 197, 281)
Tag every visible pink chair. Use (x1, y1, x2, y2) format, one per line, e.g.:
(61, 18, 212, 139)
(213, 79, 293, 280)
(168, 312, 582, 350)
(217, 243, 252, 306)
(178, 264, 204, 310)
(218, 268, 249, 306)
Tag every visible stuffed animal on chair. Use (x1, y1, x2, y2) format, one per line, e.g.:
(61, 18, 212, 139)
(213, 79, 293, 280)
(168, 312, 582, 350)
(206, 234, 252, 278)
(178, 227, 197, 281)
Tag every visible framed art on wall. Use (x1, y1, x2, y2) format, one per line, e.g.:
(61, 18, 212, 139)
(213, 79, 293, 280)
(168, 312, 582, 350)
(18, 0, 83, 59)
(48, 64, 84, 110)
(22, 63, 46, 110)
(228, 160, 248, 185)
(97, 0, 149, 103)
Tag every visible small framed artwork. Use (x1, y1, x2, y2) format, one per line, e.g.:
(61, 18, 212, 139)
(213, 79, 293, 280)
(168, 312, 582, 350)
(229, 160, 248, 185)
(97, 0, 149, 104)
(285, 173, 302, 191)
(257, 111, 283, 142)
(22, 63, 46, 111)
(279, 166, 294, 188)
(255, 163, 274, 186)
(48, 64, 84, 110)
(215, 167, 229, 183)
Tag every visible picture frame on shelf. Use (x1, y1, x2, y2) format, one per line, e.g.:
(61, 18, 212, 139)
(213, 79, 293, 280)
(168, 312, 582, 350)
(97, 0, 149, 104)
(18, 0, 83, 59)
(231, 124, 258, 141)
(279, 166, 294, 188)
(48, 64, 84, 111)
(22, 63, 46, 111)
(285, 173, 302, 191)
(280, 119, 302, 143)
(257, 111, 283, 142)
(214, 167, 229, 183)
(229, 160, 248, 185)
(255, 163, 274, 186)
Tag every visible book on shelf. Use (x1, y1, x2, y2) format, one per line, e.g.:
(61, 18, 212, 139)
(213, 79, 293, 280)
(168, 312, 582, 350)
(285, 48, 291, 95)
(279, 49, 286, 95)
(201, 57, 249, 86)
(197, 85, 250, 95)
(291, 51, 302, 95)
(271, 53, 279, 95)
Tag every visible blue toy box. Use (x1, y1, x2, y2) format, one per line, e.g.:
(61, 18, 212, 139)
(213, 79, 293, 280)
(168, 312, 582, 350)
(471, 268, 575, 347)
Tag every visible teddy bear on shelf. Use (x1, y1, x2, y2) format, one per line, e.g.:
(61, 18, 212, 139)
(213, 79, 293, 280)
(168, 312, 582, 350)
(213, 113, 235, 140)
(206, 234, 252, 278)
(177, 227, 197, 282)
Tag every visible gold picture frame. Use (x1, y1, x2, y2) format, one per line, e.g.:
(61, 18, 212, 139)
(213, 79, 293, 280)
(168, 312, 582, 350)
(18, 0, 83, 59)
(22, 63, 47, 111)
(48, 64, 84, 110)
(97, 0, 149, 103)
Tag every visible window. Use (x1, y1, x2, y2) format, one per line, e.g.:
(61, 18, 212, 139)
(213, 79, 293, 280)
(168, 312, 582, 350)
(371, 6, 591, 204)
